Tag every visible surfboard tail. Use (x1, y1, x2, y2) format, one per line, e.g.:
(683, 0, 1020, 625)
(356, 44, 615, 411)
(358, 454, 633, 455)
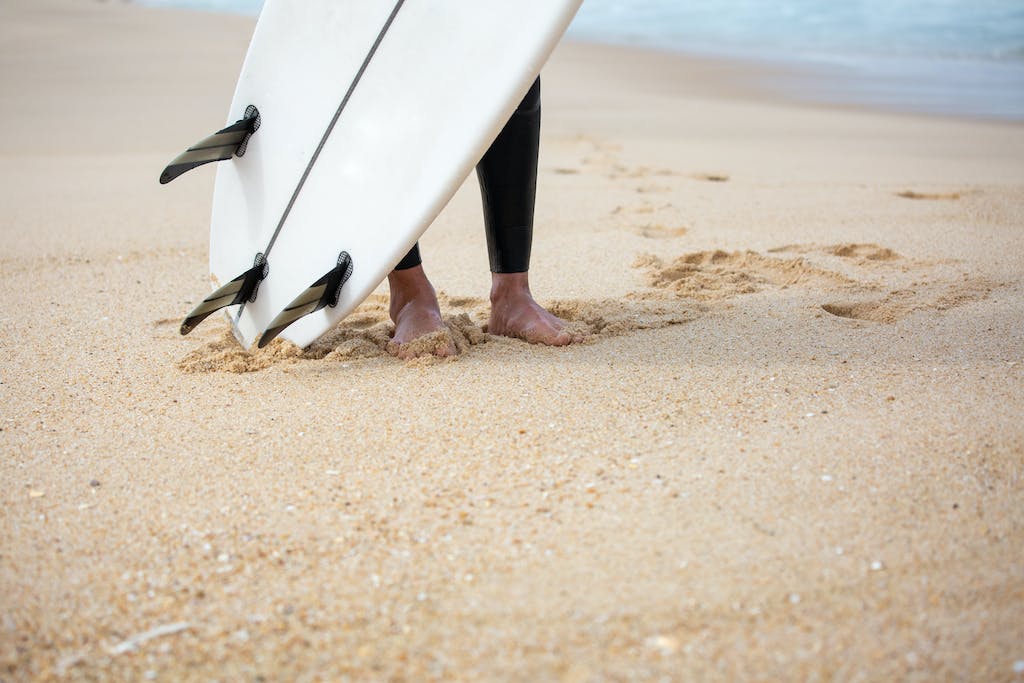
(160, 105, 261, 184)
(180, 254, 268, 336)
(258, 252, 353, 348)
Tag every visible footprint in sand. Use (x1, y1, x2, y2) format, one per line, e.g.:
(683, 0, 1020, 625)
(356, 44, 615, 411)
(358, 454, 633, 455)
(608, 199, 690, 240)
(896, 190, 963, 201)
(824, 243, 902, 261)
(611, 201, 676, 217)
(635, 224, 689, 239)
(608, 164, 680, 180)
(692, 172, 730, 183)
(551, 139, 680, 182)
(634, 183, 673, 195)
(822, 278, 1000, 323)
(768, 242, 905, 264)
(550, 135, 622, 171)
(821, 293, 917, 324)
(545, 298, 698, 337)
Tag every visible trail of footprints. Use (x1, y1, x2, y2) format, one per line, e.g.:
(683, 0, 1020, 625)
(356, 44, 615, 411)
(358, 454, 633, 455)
(634, 242, 998, 324)
(546, 135, 727, 241)
(548, 135, 993, 323)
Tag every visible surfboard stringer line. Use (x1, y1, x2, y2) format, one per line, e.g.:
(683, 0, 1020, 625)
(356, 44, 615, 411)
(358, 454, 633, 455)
(236, 0, 407, 342)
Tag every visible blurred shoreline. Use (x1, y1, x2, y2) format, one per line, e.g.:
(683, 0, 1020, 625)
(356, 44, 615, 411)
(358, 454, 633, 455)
(133, 0, 1024, 122)
(634, 42, 1024, 123)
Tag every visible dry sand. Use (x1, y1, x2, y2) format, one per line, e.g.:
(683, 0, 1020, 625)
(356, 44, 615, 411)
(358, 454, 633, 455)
(2, 1, 1024, 680)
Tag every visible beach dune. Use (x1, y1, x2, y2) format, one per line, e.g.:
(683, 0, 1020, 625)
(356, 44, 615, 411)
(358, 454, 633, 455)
(1, 1, 1023, 680)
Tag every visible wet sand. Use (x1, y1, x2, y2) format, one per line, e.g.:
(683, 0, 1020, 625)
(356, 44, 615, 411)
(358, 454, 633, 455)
(2, 1, 1023, 680)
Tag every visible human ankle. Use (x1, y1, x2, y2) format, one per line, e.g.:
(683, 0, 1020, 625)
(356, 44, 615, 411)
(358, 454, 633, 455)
(490, 271, 532, 304)
(388, 266, 438, 320)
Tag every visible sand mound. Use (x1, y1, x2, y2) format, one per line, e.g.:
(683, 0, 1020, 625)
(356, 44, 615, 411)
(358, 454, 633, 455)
(176, 307, 489, 373)
(176, 333, 305, 374)
(386, 313, 488, 361)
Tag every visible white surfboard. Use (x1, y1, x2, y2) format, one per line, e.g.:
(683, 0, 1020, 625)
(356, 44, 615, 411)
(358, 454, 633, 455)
(165, 0, 582, 348)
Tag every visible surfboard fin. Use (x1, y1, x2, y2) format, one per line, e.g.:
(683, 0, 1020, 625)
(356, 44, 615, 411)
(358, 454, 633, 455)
(180, 253, 268, 336)
(258, 252, 353, 348)
(160, 105, 261, 184)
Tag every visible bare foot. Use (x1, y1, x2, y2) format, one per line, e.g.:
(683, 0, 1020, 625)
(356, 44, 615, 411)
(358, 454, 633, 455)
(488, 272, 583, 346)
(386, 266, 457, 359)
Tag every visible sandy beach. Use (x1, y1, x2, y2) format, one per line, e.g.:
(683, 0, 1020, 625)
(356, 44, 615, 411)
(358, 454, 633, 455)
(2, 1, 1023, 680)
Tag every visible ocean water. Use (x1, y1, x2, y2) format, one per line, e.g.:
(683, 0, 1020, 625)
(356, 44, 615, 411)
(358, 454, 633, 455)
(137, 0, 1024, 120)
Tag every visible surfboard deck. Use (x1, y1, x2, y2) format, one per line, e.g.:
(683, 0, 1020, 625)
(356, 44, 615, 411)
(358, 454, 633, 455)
(188, 0, 582, 348)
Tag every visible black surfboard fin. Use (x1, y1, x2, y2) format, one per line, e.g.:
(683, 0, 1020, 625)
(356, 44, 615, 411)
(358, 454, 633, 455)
(160, 105, 261, 184)
(180, 253, 268, 336)
(258, 252, 353, 348)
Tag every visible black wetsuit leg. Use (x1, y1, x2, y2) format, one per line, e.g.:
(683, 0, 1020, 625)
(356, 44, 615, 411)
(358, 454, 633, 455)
(393, 242, 421, 271)
(393, 78, 541, 273)
(477, 77, 540, 273)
